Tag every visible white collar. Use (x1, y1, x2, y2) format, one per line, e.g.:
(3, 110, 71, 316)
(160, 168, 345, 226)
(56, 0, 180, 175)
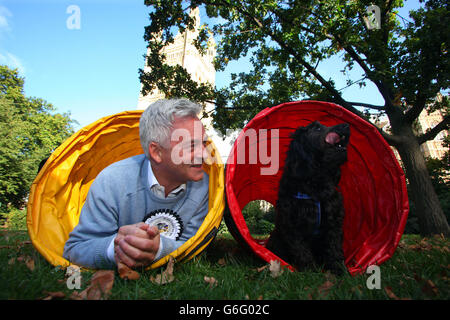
(147, 160, 186, 198)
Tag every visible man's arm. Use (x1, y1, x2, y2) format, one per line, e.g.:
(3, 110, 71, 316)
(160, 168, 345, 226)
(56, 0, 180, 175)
(153, 189, 209, 260)
(109, 191, 208, 268)
(63, 172, 120, 269)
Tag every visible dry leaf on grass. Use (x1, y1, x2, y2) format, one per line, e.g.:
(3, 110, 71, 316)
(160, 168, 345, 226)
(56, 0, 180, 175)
(0, 245, 15, 249)
(204, 276, 218, 288)
(13, 255, 35, 271)
(217, 258, 226, 266)
(317, 280, 334, 297)
(422, 279, 439, 296)
(150, 257, 175, 285)
(42, 291, 65, 300)
(70, 270, 115, 300)
(269, 260, 283, 278)
(25, 258, 35, 271)
(66, 265, 81, 278)
(0, 241, 31, 250)
(256, 265, 268, 273)
(117, 262, 140, 280)
(384, 286, 400, 300)
(88, 270, 115, 300)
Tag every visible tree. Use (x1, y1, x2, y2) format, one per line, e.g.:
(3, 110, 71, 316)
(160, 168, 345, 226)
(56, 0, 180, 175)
(0, 65, 75, 210)
(140, 0, 449, 235)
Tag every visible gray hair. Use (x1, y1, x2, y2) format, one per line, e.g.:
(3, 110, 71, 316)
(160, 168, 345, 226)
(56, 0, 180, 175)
(139, 98, 202, 158)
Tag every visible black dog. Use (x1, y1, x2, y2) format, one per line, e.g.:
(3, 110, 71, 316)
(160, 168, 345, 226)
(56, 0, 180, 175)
(266, 121, 350, 275)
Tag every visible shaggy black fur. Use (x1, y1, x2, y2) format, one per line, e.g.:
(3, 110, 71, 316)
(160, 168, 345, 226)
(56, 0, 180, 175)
(266, 121, 350, 275)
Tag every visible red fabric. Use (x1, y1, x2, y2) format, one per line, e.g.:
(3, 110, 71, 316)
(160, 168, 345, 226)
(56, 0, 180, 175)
(225, 101, 409, 274)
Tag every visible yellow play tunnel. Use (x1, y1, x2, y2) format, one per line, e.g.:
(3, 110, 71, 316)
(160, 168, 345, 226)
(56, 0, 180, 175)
(27, 110, 225, 269)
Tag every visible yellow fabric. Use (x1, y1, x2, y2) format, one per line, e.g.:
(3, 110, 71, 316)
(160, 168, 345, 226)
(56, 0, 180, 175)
(27, 110, 225, 268)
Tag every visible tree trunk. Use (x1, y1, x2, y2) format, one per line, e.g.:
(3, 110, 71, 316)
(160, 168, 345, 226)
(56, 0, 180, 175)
(395, 127, 450, 236)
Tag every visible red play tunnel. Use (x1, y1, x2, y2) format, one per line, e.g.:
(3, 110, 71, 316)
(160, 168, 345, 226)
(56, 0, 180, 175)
(224, 100, 409, 275)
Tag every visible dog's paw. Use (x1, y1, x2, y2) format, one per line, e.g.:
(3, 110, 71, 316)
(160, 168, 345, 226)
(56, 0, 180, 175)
(326, 262, 347, 276)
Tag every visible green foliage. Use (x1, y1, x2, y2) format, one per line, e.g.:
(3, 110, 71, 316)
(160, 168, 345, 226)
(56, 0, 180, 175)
(242, 200, 275, 235)
(0, 208, 27, 230)
(141, 0, 448, 135)
(142, 0, 450, 235)
(0, 65, 76, 210)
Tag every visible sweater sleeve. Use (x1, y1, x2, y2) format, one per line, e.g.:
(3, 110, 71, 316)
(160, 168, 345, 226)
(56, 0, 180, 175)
(63, 171, 119, 269)
(154, 187, 209, 261)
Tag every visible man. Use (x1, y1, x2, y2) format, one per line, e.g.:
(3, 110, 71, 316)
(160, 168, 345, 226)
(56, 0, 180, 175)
(63, 98, 210, 269)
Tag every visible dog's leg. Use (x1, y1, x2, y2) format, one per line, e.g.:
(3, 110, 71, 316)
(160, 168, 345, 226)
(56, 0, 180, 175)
(287, 238, 316, 271)
(266, 229, 290, 262)
(321, 225, 346, 275)
(267, 230, 315, 271)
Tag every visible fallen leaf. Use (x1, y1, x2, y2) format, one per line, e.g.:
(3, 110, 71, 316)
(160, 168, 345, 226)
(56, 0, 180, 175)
(317, 280, 334, 297)
(42, 291, 65, 300)
(384, 286, 399, 300)
(256, 265, 268, 273)
(25, 258, 35, 271)
(66, 265, 81, 277)
(204, 276, 218, 288)
(69, 291, 85, 300)
(150, 256, 175, 285)
(76, 270, 115, 300)
(16, 255, 35, 271)
(269, 260, 283, 278)
(0, 241, 31, 250)
(217, 258, 226, 266)
(421, 279, 439, 297)
(117, 262, 140, 280)
(433, 233, 445, 241)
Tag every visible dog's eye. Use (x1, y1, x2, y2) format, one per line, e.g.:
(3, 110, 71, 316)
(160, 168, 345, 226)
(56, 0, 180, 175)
(315, 126, 322, 131)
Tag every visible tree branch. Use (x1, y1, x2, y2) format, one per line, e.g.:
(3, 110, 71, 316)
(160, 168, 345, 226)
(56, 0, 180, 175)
(379, 128, 403, 147)
(417, 115, 450, 145)
(330, 33, 395, 107)
(347, 101, 386, 110)
(200, 0, 401, 144)
(404, 93, 427, 124)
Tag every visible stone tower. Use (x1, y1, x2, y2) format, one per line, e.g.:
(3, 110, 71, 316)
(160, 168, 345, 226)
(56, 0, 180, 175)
(137, 8, 234, 162)
(137, 7, 216, 109)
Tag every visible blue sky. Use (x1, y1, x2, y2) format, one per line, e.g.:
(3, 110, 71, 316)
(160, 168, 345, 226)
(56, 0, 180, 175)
(0, 0, 421, 130)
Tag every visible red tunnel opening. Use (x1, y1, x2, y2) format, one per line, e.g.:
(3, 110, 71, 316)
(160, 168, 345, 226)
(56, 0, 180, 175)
(224, 101, 409, 275)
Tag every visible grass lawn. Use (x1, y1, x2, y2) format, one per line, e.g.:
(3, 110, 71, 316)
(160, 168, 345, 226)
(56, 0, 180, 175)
(0, 227, 449, 300)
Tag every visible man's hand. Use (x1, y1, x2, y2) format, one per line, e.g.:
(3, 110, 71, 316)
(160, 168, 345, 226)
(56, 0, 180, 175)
(114, 222, 160, 268)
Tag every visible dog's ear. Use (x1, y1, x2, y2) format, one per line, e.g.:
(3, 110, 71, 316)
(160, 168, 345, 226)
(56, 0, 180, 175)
(284, 125, 316, 180)
(288, 125, 312, 156)
(289, 125, 307, 139)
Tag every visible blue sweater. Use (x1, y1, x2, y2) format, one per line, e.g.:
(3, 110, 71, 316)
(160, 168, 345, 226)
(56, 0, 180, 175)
(63, 154, 209, 269)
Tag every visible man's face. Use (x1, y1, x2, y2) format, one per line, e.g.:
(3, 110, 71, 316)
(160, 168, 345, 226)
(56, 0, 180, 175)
(159, 116, 208, 183)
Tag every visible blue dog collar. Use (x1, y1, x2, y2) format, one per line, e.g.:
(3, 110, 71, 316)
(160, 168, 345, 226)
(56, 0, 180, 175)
(294, 192, 322, 235)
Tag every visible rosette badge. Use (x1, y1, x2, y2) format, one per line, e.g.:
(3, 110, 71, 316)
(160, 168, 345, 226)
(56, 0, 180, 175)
(143, 209, 184, 240)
